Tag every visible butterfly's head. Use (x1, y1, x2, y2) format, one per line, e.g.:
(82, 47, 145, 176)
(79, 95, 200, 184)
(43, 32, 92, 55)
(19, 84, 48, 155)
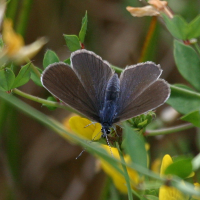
(101, 123, 111, 138)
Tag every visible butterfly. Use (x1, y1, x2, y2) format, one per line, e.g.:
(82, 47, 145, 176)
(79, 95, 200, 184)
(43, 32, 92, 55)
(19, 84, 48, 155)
(41, 49, 170, 138)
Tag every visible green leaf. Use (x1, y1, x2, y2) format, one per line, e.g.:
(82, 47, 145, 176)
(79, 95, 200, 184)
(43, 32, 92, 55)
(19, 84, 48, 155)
(63, 34, 80, 52)
(12, 63, 31, 88)
(123, 123, 147, 168)
(163, 14, 200, 40)
(30, 67, 43, 87)
(165, 157, 193, 179)
(163, 15, 188, 40)
(181, 110, 200, 127)
(167, 85, 200, 114)
(0, 68, 15, 91)
(63, 58, 71, 65)
(188, 15, 200, 39)
(174, 40, 200, 91)
(42, 96, 57, 110)
(43, 50, 59, 69)
(79, 11, 88, 43)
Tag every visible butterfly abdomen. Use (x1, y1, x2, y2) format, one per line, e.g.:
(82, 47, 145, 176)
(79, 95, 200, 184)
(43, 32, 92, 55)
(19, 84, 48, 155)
(100, 74, 120, 130)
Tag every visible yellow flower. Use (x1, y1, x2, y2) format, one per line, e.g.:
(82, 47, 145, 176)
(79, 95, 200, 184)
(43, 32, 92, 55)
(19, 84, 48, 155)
(63, 115, 101, 141)
(1, 18, 47, 64)
(63, 115, 142, 193)
(159, 154, 188, 200)
(126, 0, 173, 18)
(99, 145, 140, 194)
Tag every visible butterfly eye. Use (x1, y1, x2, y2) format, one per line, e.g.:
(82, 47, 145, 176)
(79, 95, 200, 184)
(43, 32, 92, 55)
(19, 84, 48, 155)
(106, 129, 111, 135)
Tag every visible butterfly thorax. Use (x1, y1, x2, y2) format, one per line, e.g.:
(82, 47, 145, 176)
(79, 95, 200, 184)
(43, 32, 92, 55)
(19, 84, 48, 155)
(100, 74, 120, 138)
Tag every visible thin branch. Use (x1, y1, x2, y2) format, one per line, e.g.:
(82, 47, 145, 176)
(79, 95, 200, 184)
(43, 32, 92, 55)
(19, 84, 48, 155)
(145, 123, 194, 136)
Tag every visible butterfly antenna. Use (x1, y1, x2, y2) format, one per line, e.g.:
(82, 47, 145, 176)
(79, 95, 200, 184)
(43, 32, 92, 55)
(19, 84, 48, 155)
(84, 122, 96, 128)
(76, 130, 102, 159)
(76, 149, 85, 159)
(105, 135, 113, 157)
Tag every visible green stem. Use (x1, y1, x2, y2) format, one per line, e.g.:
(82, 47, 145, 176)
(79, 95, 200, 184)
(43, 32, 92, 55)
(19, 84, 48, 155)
(16, 0, 33, 37)
(111, 65, 123, 73)
(116, 143, 133, 200)
(30, 63, 41, 78)
(12, 88, 80, 115)
(170, 84, 200, 98)
(6, 0, 19, 21)
(145, 123, 194, 136)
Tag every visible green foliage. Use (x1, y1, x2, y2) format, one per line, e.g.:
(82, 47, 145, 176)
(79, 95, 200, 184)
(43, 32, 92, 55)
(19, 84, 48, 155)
(79, 11, 88, 43)
(123, 123, 148, 169)
(30, 67, 43, 87)
(164, 157, 193, 179)
(43, 50, 60, 69)
(12, 63, 31, 88)
(0, 64, 32, 91)
(181, 110, 200, 127)
(63, 35, 81, 52)
(0, 68, 15, 91)
(64, 11, 88, 52)
(42, 96, 57, 110)
(167, 85, 200, 114)
(174, 40, 200, 91)
(127, 111, 155, 132)
(64, 58, 71, 65)
(163, 14, 200, 40)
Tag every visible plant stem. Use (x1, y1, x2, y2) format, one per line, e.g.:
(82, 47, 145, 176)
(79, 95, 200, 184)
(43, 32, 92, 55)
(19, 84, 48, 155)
(145, 123, 194, 136)
(116, 143, 133, 200)
(16, 0, 33, 37)
(30, 63, 41, 78)
(170, 85, 200, 98)
(111, 65, 123, 73)
(12, 88, 80, 115)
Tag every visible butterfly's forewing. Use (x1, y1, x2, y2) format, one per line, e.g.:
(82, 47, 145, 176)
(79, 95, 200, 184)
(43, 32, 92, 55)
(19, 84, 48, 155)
(71, 50, 114, 112)
(115, 62, 170, 122)
(41, 62, 100, 121)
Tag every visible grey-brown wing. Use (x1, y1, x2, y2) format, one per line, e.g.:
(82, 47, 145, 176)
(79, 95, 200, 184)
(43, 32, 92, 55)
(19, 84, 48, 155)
(114, 62, 170, 122)
(71, 50, 114, 112)
(114, 79, 170, 122)
(41, 62, 100, 122)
